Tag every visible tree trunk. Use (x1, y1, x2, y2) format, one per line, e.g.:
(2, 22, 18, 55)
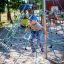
(7, 11, 13, 23)
(7, 1, 13, 24)
(0, 13, 1, 22)
(0, 13, 2, 27)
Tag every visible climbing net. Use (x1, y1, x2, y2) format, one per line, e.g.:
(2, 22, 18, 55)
(0, 3, 64, 64)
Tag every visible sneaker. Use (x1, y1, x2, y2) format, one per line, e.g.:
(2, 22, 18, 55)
(32, 49, 36, 53)
(41, 48, 44, 52)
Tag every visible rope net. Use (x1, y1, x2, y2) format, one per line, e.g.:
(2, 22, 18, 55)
(0, 4, 64, 64)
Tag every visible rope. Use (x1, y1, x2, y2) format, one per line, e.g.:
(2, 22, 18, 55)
(47, 33, 62, 63)
(51, 0, 55, 6)
(0, 9, 24, 51)
(0, 3, 64, 64)
(35, 49, 39, 64)
(47, 26, 63, 63)
(46, 18, 64, 63)
(7, 4, 32, 64)
(55, 0, 64, 11)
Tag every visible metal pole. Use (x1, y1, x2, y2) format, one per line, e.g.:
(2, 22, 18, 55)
(43, 0, 47, 59)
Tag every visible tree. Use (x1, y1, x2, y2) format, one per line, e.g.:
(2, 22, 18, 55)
(11, 0, 21, 10)
(33, 0, 42, 9)
(6, 0, 13, 23)
(6, 0, 21, 23)
(0, 0, 6, 22)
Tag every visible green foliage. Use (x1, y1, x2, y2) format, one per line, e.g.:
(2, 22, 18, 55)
(11, 2, 21, 10)
(10, 0, 21, 10)
(31, 0, 42, 9)
(34, 0, 39, 3)
(0, 0, 6, 13)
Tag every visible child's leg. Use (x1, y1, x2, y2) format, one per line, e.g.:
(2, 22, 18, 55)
(29, 31, 36, 52)
(37, 31, 44, 52)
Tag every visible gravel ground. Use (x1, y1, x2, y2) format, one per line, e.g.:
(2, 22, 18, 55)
(0, 27, 64, 64)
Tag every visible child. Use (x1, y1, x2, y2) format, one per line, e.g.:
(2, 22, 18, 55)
(26, 15, 44, 53)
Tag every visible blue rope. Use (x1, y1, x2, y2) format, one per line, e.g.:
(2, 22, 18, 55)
(47, 30, 62, 63)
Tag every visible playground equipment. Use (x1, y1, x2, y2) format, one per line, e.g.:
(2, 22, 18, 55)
(0, 3, 33, 49)
(20, 17, 28, 27)
(0, 0, 64, 64)
(19, 4, 33, 27)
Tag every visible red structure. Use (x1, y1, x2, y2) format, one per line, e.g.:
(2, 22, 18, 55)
(46, 0, 64, 11)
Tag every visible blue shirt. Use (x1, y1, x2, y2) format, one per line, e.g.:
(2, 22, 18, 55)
(31, 22, 42, 31)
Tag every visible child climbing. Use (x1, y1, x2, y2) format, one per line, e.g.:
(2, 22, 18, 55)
(26, 15, 44, 53)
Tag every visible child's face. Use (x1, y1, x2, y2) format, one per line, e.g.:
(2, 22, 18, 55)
(30, 20, 37, 25)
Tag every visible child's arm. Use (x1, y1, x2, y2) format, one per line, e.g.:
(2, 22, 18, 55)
(36, 27, 43, 31)
(25, 26, 30, 31)
(25, 23, 31, 32)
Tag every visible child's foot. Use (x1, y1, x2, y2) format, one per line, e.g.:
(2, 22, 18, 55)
(32, 50, 36, 53)
(41, 48, 44, 53)
(31, 48, 36, 53)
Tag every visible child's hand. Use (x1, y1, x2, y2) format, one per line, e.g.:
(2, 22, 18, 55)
(25, 24, 31, 32)
(26, 23, 31, 28)
(25, 27, 30, 32)
(31, 25, 37, 31)
(36, 28, 42, 31)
